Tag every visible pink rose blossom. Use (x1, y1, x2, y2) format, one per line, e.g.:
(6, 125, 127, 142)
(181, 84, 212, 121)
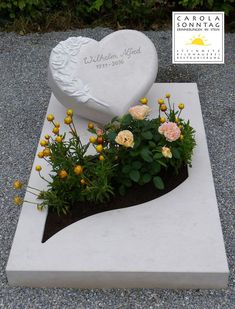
(129, 105, 151, 120)
(158, 122, 181, 142)
(96, 129, 104, 136)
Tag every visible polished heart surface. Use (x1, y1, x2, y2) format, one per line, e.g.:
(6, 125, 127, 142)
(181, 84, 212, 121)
(48, 30, 158, 124)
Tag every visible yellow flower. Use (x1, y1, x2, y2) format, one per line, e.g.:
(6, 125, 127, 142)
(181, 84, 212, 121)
(47, 114, 54, 122)
(44, 134, 50, 140)
(74, 165, 83, 175)
(165, 93, 171, 99)
(180, 134, 184, 141)
(160, 104, 167, 112)
(55, 136, 63, 143)
(38, 151, 44, 158)
(54, 121, 60, 128)
(13, 180, 22, 189)
(89, 136, 96, 144)
(99, 155, 105, 161)
(161, 146, 172, 158)
(140, 97, 148, 104)
(13, 196, 22, 205)
(80, 179, 86, 185)
(40, 140, 48, 147)
(115, 130, 134, 148)
(96, 144, 103, 153)
(35, 165, 42, 172)
(158, 99, 164, 105)
(178, 125, 183, 129)
(160, 117, 166, 123)
(52, 127, 59, 135)
(43, 148, 51, 157)
(64, 116, 72, 125)
(178, 103, 185, 110)
(175, 117, 179, 123)
(58, 170, 68, 179)
(66, 109, 73, 116)
(88, 122, 94, 129)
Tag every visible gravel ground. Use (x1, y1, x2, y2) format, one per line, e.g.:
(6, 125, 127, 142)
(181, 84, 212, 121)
(0, 28, 234, 309)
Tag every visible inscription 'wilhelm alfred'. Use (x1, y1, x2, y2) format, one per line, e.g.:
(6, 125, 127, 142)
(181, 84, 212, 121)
(83, 47, 141, 65)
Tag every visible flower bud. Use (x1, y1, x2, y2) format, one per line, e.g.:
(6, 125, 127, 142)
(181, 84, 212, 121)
(58, 170, 68, 179)
(35, 165, 42, 172)
(140, 97, 148, 104)
(64, 116, 72, 125)
(74, 165, 83, 175)
(96, 144, 103, 153)
(47, 114, 54, 122)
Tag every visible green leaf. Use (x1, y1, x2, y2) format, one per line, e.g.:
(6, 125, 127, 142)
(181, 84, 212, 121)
(107, 131, 117, 142)
(154, 152, 163, 160)
(130, 150, 139, 157)
(130, 170, 140, 182)
(123, 179, 132, 187)
(133, 136, 141, 149)
(153, 133, 161, 142)
(132, 161, 142, 169)
(172, 148, 181, 159)
(148, 141, 156, 148)
(141, 131, 153, 140)
(140, 147, 153, 163)
(121, 114, 132, 125)
(119, 185, 126, 196)
(18, 0, 26, 10)
(153, 176, 165, 190)
(111, 116, 119, 123)
(157, 160, 168, 168)
(88, 0, 104, 11)
(150, 161, 161, 174)
(122, 165, 131, 174)
(143, 173, 151, 184)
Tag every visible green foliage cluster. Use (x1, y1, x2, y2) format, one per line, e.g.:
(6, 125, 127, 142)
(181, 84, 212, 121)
(103, 102, 196, 196)
(179, 0, 234, 15)
(0, 0, 233, 32)
(37, 126, 117, 215)
(30, 94, 196, 215)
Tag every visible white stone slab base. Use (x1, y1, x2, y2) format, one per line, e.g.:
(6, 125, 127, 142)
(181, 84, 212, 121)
(6, 83, 229, 288)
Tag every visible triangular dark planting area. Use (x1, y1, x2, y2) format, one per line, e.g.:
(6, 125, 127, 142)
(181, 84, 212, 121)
(42, 165, 188, 243)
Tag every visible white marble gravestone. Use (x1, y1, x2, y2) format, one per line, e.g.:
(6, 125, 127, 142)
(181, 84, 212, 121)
(48, 30, 158, 124)
(6, 83, 229, 288)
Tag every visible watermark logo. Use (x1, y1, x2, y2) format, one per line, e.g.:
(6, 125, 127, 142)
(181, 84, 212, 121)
(172, 12, 224, 64)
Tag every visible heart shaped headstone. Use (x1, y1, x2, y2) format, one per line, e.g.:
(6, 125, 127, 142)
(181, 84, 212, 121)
(48, 30, 158, 124)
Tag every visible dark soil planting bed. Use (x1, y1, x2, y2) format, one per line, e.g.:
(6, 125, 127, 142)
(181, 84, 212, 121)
(42, 165, 188, 242)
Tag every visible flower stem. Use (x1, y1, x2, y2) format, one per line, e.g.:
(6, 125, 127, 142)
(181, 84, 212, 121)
(27, 185, 41, 192)
(168, 98, 172, 111)
(39, 172, 50, 184)
(24, 200, 39, 205)
(26, 190, 39, 196)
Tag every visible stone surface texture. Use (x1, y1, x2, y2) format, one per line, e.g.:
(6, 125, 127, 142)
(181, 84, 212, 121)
(6, 83, 228, 289)
(48, 30, 158, 123)
(0, 29, 234, 308)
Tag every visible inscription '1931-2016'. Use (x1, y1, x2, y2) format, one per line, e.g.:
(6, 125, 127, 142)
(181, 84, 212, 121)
(83, 47, 141, 69)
